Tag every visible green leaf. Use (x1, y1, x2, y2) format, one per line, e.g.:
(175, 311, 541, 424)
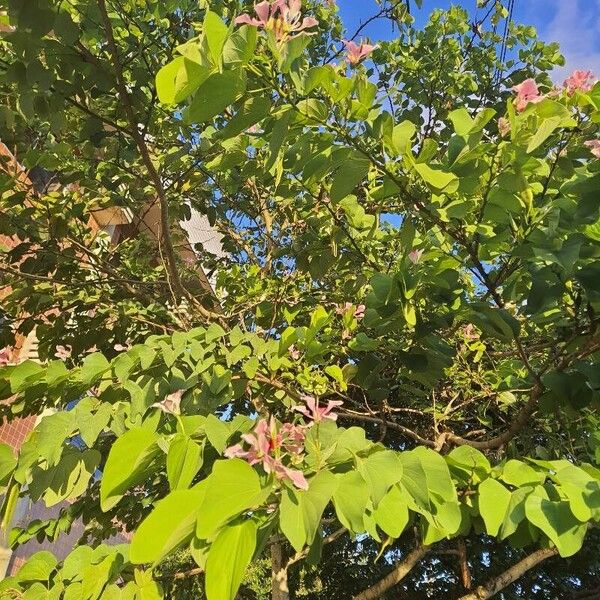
(0, 443, 16, 485)
(204, 414, 231, 453)
(155, 57, 210, 105)
(100, 428, 161, 511)
(204, 11, 229, 65)
(500, 460, 546, 487)
(391, 121, 416, 156)
(446, 446, 490, 484)
(75, 401, 111, 448)
(223, 25, 257, 66)
(280, 470, 338, 552)
(130, 486, 207, 565)
(196, 459, 264, 539)
(333, 471, 369, 533)
(554, 465, 600, 522)
(331, 155, 370, 202)
(186, 70, 247, 124)
(499, 487, 533, 540)
(525, 495, 587, 557)
(357, 450, 403, 506)
(449, 108, 475, 136)
(15, 551, 57, 583)
(205, 520, 257, 600)
(373, 484, 410, 538)
(133, 570, 162, 600)
(218, 96, 271, 140)
(80, 353, 110, 386)
(527, 116, 562, 153)
(348, 333, 381, 352)
(478, 478, 511, 536)
(167, 434, 203, 491)
(413, 163, 458, 192)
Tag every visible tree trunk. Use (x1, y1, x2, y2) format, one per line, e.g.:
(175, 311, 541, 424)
(271, 541, 289, 600)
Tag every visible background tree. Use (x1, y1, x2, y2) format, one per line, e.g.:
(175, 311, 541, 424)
(0, 0, 599, 598)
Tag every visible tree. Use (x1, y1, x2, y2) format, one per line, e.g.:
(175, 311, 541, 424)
(0, 0, 599, 598)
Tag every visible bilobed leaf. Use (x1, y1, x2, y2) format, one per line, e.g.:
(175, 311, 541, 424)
(373, 484, 410, 538)
(80, 353, 110, 386)
(499, 486, 532, 540)
(554, 465, 600, 522)
(205, 520, 257, 600)
(203, 11, 229, 65)
(449, 108, 475, 136)
(478, 478, 511, 536)
(186, 70, 246, 124)
(10, 360, 44, 393)
(412, 447, 457, 503)
(525, 495, 587, 557)
(357, 450, 403, 506)
(413, 162, 458, 192)
(527, 116, 561, 152)
(196, 459, 264, 539)
(446, 446, 490, 483)
(500, 459, 546, 487)
(100, 428, 161, 511)
(130, 486, 207, 565)
(333, 471, 369, 533)
(76, 402, 111, 448)
(391, 121, 416, 155)
(155, 57, 210, 105)
(218, 96, 271, 140)
(167, 434, 203, 491)
(14, 551, 57, 583)
(280, 470, 338, 552)
(133, 569, 162, 600)
(331, 155, 370, 202)
(223, 25, 257, 65)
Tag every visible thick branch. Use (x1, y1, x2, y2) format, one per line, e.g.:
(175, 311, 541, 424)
(457, 548, 558, 600)
(445, 385, 541, 450)
(353, 544, 430, 600)
(96, 0, 183, 298)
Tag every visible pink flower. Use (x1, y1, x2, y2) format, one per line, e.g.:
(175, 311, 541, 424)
(498, 117, 511, 137)
(224, 417, 308, 490)
(294, 394, 343, 423)
(235, 0, 318, 42)
(343, 39, 377, 66)
(408, 249, 423, 265)
(336, 303, 365, 319)
(55, 345, 72, 360)
(564, 70, 596, 95)
(584, 140, 600, 158)
(113, 343, 131, 352)
(512, 79, 544, 112)
(273, 463, 308, 490)
(152, 389, 184, 415)
(280, 422, 306, 455)
(463, 324, 479, 341)
(0, 347, 11, 366)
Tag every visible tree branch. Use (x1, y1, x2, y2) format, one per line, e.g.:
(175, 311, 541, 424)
(457, 548, 558, 600)
(352, 544, 430, 600)
(96, 0, 183, 300)
(445, 385, 541, 450)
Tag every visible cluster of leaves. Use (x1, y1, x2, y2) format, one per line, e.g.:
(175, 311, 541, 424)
(0, 0, 599, 598)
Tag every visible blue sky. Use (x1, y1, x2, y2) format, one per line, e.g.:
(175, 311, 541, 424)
(337, 0, 600, 80)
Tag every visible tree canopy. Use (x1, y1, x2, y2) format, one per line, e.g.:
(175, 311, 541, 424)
(0, 0, 599, 598)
